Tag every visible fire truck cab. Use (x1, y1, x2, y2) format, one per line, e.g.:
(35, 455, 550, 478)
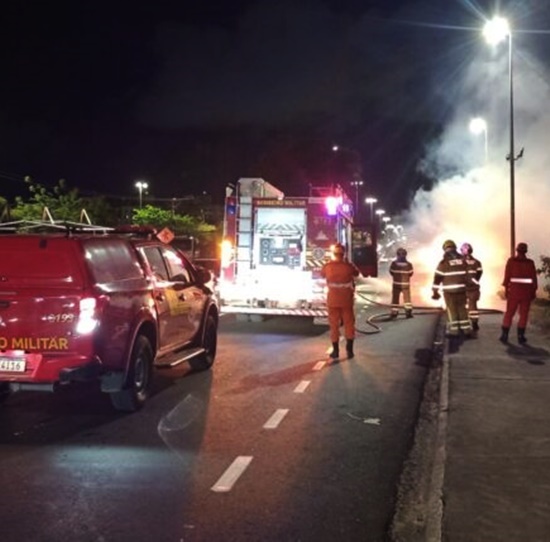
(219, 178, 377, 320)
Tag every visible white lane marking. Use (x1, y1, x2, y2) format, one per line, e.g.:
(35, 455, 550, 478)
(294, 380, 311, 393)
(263, 408, 289, 429)
(211, 456, 253, 493)
(313, 361, 326, 371)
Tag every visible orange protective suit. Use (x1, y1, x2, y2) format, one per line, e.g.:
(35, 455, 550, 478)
(321, 258, 360, 343)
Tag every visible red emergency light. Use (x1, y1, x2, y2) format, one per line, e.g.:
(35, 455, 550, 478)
(325, 196, 342, 216)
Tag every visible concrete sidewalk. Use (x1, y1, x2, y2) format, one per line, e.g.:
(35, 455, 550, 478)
(440, 311, 550, 541)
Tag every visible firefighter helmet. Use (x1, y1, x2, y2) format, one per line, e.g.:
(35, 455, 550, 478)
(460, 242, 473, 256)
(442, 239, 456, 251)
(516, 242, 528, 253)
(396, 247, 407, 257)
(332, 243, 345, 255)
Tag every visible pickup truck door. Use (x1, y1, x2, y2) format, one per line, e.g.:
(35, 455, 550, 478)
(160, 246, 207, 342)
(139, 245, 190, 350)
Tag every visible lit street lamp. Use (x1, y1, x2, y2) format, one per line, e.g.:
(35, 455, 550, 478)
(469, 117, 488, 164)
(365, 196, 378, 223)
(135, 180, 149, 209)
(375, 209, 385, 231)
(483, 15, 520, 257)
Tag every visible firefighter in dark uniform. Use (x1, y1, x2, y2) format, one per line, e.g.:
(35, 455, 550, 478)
(320, 242, 360, 359)
(460, 242, 483, 331)
(432, 239, 473, 337)
(499, 242, 538, 344)
(389, 247, 414, 319)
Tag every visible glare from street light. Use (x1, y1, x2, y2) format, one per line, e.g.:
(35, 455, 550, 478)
(469, 117, 487, 135)
(375, 209, 385, 216)
(365, 197, 377, 223)
(483, 16, 510, 46)
(135, 180, 149, 208)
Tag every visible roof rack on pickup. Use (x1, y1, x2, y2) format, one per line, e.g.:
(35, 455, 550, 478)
(0, 207, 114, 235)
(0, 219, 115, 235)
(0, 207, 174, 242)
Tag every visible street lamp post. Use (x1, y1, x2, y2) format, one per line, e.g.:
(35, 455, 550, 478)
(375, 209, 385, 232)
(135, 180, 149, 208)
(332, 144, 364, 219)
(350, 180, 364, 217)
(483, 16, 517, 257)
(365, 197, 378, 224)
(469, 117, 488, 164)
(382, 216, 391, 232)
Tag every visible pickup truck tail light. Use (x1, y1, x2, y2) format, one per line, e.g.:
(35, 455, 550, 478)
(76, 296, 105, 335)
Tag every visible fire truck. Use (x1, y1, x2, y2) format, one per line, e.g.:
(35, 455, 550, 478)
(218, 177, 377, 320)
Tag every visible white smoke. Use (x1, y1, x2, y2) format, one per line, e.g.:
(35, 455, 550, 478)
(401, 41, 550, 308)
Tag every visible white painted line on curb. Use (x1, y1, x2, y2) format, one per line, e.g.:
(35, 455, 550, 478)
(263, 408, 289, 429)
(313, 361, 326, 371)
(211, 456, 253, 493)
(294, 380, 311, 393)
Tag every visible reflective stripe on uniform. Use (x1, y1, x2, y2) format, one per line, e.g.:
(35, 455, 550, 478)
(435, 270, 467, 277)
(327, 281, 354, 288)
(510, 278, 533, 284)
(440, 284, 466, 291)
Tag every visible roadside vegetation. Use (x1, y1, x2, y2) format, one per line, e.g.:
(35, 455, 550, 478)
(0, 177, 221, 259)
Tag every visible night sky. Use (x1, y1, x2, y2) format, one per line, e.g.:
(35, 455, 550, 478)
(1, 0, 549, 213)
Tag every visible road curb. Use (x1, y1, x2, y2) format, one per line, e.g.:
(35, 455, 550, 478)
(424, 327, 449, 542)
(389, 314, 447, 542)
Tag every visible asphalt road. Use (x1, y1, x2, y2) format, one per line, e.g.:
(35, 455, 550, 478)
(0, 309, 441, 542)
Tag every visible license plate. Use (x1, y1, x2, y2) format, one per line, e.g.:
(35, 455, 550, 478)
(0, 358, 26, 372)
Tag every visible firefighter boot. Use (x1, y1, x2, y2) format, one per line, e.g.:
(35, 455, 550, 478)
(472, 320, 479, 331)
(518, 328, 528, 345)
(346, 339, 354, 359)
(499, 326, 509, 343)
(405, 309, 413, 319)
(329, 342, 340, 359)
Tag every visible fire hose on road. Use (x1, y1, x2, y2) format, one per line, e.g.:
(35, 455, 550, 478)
(354, 291, 503, 336)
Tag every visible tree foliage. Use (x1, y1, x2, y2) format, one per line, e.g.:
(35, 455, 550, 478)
(4, 177, 219, 257)
(11, 177, 84, 221)
(6, 176, 116, 225)
(132, 205, 216, 237)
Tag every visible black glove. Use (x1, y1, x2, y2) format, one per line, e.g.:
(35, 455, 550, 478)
(431, 290, 441, 301)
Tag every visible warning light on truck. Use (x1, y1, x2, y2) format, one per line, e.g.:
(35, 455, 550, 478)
(325, 196, 342, 216)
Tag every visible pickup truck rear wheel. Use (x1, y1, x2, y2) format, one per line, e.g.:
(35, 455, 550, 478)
(189, 314, 217, 371)
(109, 335, 153, 412)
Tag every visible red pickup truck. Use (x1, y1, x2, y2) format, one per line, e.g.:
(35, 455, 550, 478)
(0, 223, 219, 411)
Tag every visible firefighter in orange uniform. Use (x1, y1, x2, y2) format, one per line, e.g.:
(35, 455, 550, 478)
(320, 243, 360, 359)
(432, 239, 473, 337)
(500, 242, 538, 344)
